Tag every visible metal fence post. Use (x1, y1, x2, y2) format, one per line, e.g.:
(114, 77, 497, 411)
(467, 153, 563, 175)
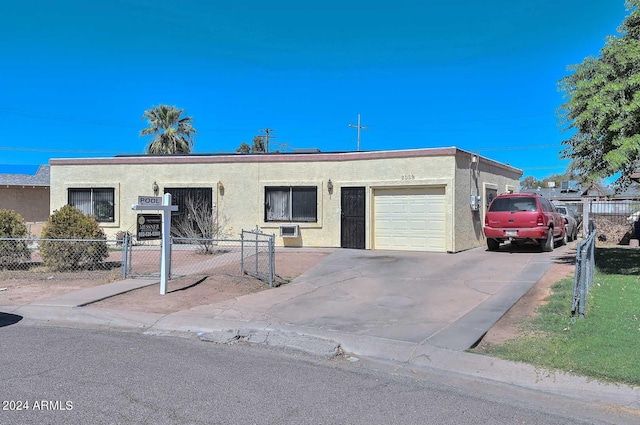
(578, 244, 588, 318)
(254, 230, 259, 276)
(240, 230, 245, 274)
(122, 233, 129, 280)
(268, 234, 274, 288)
(127, 236, 133, 277)
(572, 245, 582, 315)
(582, 198, 590, 238)
(587, 234, 596, 290)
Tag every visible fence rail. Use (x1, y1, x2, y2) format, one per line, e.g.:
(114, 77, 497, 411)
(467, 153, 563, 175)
(240, 229, 276, 287)
(1, 231, 277, 288)
(0, 237, 125, 283)
(572, 230, 597, 318)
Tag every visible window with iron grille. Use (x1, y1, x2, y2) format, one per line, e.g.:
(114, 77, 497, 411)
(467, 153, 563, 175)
(265, 186, 317, 222)
(68, 188, 115, 222)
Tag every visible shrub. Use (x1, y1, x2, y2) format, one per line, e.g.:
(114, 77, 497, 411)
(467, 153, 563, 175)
(40, 205, 109, 271)
(171, 196, 232, 254)
(0, 209, 31, 269)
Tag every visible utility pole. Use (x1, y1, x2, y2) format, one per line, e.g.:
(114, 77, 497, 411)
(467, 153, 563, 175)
(259, 128, 275, 153)
(348, 114, 368, 151)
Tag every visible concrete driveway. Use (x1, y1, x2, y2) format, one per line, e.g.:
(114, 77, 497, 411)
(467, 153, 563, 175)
(184, 244, 572, 350)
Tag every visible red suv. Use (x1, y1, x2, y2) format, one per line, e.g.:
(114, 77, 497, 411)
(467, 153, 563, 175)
(483, 193, 566, 252)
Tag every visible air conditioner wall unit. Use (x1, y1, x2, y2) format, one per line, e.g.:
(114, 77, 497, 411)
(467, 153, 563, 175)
(279, 224, 300, 238)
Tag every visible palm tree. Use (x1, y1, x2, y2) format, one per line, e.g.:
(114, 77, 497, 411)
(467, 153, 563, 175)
(140, 104, 197, 154)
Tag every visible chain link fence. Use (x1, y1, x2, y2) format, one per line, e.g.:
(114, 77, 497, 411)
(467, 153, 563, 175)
(1, 229, 277, 288)
(572, 229, 597, 318)
(0, 237, 125, 283)
(122, 229, 276, 287)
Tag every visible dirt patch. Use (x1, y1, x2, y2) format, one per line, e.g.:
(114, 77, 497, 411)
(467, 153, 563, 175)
(0, 276, 113, 305)
(473, 260, 575, 350)
(89, 251, 330, 314)
(0, 251, 330, 311)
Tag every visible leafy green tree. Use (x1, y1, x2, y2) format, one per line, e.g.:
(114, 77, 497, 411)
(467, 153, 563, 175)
(252, 136, 266, 153)
(0, 209, 31, 268)
(520, 173, 585, 190)
(558, 0, 640, 189)
(236, 142, 251, 153)
(140, 104, 197, 154)
(40, 205, 108, 271)
(520, 176, 540, 190)
(236, 136, 266, 153)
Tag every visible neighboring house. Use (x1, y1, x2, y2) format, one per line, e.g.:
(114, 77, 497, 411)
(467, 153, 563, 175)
(0, 165, 51, 236)
(521, 181, 640, 202)
(521, 181, 640, 226)
(48, 148, 521, 253)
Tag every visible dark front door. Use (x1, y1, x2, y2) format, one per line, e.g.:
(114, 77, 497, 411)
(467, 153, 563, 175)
(164, 187, 213, 237)
(341, 187, 366, 249)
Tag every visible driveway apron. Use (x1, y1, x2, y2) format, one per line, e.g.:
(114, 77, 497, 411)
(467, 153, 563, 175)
(187, 245, 566, 350)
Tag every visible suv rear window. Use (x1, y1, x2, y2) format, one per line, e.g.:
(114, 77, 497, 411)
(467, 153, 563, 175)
(489, 197, 537, 212)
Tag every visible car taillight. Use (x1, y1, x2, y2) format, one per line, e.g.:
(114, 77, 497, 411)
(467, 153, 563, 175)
(537, 213, 544, 226)
(484, 215, 489, 226)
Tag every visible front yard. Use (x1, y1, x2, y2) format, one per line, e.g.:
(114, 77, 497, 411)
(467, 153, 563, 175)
(472, 247, 640, 386)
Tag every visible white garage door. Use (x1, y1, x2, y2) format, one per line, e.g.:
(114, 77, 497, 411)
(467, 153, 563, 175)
(374, 187, 446, 252)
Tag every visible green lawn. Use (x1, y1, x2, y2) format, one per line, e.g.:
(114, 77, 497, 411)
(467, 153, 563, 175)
(473, 247, 640, 386)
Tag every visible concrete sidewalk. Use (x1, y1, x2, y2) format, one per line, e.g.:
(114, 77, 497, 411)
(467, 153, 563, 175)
(29, 278, 158, 307)
(1, 246, 639, 415)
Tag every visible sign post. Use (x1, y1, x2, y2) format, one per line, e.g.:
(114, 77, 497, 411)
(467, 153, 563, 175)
(132, 193, 178, 295)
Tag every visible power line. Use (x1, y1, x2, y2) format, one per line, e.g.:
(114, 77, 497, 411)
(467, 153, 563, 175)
(0, 107, 139, 129)
(0, 106, 559, 134)
(0, 146, 131, 154)
(521, 165, 570, 170)
(476, 144, 562, 151)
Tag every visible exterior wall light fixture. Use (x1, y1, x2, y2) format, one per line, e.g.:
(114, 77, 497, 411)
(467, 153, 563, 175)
(217, 181, 225, 196)
(152, 181, 159, 196)
(327, 179, 333, 194)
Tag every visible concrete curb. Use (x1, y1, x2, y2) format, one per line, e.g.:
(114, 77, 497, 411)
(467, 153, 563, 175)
(198, 328, 342, 360)
(3, 302, 639, 414)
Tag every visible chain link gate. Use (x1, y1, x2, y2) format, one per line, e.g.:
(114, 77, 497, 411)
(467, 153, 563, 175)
(121, 230, 276, 288)
(241, 228, 276, 288)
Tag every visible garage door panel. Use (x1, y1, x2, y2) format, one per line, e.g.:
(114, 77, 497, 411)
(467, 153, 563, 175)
(374, 187, 445, 252)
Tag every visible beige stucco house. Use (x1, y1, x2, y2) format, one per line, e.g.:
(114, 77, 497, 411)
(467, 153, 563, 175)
(48, 147, 521, 253)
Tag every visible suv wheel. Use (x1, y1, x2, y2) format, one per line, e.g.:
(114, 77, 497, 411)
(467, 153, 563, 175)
(487, 238, 500, 251)
(561, 226, 568, 246)
(542, 229, 554, 252)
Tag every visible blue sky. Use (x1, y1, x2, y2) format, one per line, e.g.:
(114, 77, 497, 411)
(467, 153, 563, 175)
(0, 1, 630, 181)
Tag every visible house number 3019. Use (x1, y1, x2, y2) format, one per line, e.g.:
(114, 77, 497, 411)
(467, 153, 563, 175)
(401, 174, 415, 180)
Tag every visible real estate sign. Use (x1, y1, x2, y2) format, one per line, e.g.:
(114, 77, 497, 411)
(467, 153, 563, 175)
(137, 213, 162, 240)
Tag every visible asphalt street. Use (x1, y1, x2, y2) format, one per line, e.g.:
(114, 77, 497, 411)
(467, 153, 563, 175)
(1, 324, 632, 425)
